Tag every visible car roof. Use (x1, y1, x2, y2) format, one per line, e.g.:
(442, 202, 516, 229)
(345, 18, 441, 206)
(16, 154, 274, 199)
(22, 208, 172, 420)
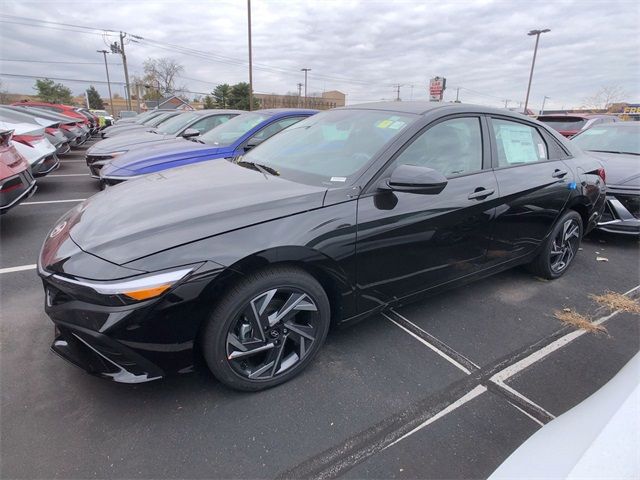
(253, 108, 319, 116)
(538, 113, 612, 119)
(340, 101, 531, 118)
(190, 109, 245, 116)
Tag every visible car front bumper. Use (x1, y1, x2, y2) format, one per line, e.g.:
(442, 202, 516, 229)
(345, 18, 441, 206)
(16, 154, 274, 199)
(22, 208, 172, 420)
(33, 154, 60, 177)
(0, 170, 37, 214)
(39, 262, 222, 383)
(598, 190, 640, 235)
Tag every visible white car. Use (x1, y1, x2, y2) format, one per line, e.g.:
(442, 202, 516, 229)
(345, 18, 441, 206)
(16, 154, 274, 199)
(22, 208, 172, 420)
(0, 121, 58, 177)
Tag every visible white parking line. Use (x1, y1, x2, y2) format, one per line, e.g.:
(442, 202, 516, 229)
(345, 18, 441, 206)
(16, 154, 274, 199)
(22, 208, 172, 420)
(385, 385, 487, 449)
(0, 264, 37, 274)
(20, 199, 85, 205)
(383, 312, 473, 374)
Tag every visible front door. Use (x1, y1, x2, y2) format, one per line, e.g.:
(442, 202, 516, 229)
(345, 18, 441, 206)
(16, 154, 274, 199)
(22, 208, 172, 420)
(356, 116, 498, 311)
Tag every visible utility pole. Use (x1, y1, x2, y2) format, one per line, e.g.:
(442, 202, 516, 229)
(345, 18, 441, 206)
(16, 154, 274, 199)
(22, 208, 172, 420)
(504, 99, 510, 108)
(524, 28, 550, 115)
(111, 33, 132, 111)
(247, 0, 254, 111)
(540, 95, 550, 115)
(297, 82, 303, 107)
(301, 68, 311, 107)
(97, 49, 114, 116)
(455, 87, 460, 103)
(393, 84, 402, 101)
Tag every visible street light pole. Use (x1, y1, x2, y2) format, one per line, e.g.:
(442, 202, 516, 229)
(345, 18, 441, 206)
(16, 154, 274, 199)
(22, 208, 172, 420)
(97, 50, 114, 116)
(523, 28, 550, 115)
(301, 68, 311, 107)
(247, 0, 254, 111)
(540, 95, 550, 115)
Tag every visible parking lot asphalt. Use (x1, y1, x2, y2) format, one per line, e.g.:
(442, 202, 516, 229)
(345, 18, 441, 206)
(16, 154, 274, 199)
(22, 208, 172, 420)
(1, 138, 639, 479)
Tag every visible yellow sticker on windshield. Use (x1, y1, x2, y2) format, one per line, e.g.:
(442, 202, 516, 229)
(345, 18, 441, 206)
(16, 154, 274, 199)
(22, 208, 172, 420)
(376, 120, 393, 129)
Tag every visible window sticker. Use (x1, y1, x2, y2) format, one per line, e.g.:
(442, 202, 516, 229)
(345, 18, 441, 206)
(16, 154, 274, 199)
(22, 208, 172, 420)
(330, 176, 347, 182)
(498, 125, 538, 164)
(537, 142, 546, 159)
(388, 121, 406, 130)
(376, 120, 393, 129)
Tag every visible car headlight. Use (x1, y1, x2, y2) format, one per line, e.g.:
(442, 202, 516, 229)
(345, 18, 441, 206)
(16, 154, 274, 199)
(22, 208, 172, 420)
(51, 266, 197, 304)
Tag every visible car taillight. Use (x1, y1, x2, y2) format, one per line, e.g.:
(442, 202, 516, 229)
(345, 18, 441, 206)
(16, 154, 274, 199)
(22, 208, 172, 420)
(45, 127, 59, 135)
(597, 168, 606, 183)
(12, 134, 44, 147)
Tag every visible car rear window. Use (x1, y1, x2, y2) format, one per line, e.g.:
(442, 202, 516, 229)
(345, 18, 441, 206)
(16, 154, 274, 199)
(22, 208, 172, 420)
(538, 117, 587, 132)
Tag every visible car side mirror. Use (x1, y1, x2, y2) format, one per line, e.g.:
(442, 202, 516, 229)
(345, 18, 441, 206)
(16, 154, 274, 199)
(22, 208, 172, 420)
(380, 164, 448, 195)
(245, 137, 264, 151)
(181, 128, 200, 138)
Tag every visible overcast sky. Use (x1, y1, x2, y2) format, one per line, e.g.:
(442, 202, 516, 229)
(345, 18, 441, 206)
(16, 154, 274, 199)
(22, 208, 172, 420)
(0, 0, 638, 111)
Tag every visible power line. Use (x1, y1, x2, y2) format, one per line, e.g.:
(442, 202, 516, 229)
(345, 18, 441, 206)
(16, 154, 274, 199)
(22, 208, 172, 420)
(0, 20, 113, 37)
(0, 59, 122, 66)
(0, 14, 116, 32)
(0, 72, 126, 86)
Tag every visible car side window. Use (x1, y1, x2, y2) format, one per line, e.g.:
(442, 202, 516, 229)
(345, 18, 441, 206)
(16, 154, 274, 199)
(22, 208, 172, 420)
(250, 117, 305, 142)
(491, 118, 548, 167)
(390, 117, 483, 177)
(189, 115, 233, 133)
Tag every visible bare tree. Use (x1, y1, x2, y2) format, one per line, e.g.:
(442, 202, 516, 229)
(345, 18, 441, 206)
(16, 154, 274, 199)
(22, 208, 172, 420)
(582, 85, 628, 111)
(0, 79, 9, 104)
(142, 58, 185, 97)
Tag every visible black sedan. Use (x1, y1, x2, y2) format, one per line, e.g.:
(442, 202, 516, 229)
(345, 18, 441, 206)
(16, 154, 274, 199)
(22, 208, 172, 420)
(38, 102, 606, 391)
(571, 122, 639, 235)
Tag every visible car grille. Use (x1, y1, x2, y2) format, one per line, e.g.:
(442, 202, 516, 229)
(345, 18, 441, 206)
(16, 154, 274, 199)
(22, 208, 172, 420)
(89, 164, 104, 177)
(616, 194, 640, 219)
(86, 154, 113, 165)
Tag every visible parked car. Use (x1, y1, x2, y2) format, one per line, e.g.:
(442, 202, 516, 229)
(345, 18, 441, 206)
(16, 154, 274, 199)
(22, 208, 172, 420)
(0, 127, 36, 214)
(110, 109, 175, 128)
(89, 109, 115, 128)
(38, 102, 605, 390)
(99, 109, 317, 186)
(0, 121, 58, 177)
(0, 106, 70, 156)
(118, 110, 138, 121)
(4, 106, 88, 147)
(572, 122, 639, 235)
(86, 110, 242, 178)
(75, 108, 100, 134)
(12, 101, 92, 130)
(538, 114, 618, 138)
(101, 111, 181, 139)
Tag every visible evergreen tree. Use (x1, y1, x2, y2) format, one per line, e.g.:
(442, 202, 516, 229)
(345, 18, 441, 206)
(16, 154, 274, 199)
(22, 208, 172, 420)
(203, 95, 216, 109)
(212, 84, 231, 108)
(228, 82, 260, 110)
(86, 85, 104, 109)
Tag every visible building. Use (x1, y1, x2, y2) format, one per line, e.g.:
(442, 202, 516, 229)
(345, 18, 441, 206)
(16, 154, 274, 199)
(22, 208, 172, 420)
(255, 90, 345, 110)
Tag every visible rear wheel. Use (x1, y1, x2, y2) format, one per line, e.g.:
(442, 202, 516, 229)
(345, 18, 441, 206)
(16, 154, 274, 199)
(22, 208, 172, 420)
(528, 210, 583, 279)
(201, 266, 330, 391)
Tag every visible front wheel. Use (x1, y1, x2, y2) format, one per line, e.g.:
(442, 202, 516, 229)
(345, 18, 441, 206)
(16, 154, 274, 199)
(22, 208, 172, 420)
(201, 266, 331, 391)
(528, 210, 583, 279)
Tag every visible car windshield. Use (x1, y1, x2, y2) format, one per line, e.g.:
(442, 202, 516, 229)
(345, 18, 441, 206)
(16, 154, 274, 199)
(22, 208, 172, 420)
(92, 110, 108, 116)
(155, 112, 200, 135)
(200, 112, 271, 146)
(146, 113, 176, 127)
(134, 112, 160, 124)
(538, 117, 587, 132)
(242, 109, 417, 186)
(572, 124, 640, 155)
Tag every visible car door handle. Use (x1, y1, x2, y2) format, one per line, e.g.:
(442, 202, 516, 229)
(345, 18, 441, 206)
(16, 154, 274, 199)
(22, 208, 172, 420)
(467, 188, 495, 200)
(552, 169, 568, 178)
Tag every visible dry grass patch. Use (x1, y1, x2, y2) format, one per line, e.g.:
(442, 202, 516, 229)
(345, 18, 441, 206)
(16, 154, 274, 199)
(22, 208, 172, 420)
(590, 292, 640, 314)
(553, 309, 607, 334)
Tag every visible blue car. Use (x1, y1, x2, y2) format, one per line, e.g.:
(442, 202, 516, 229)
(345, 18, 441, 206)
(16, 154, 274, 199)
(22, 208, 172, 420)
(99, 109, 318, 186)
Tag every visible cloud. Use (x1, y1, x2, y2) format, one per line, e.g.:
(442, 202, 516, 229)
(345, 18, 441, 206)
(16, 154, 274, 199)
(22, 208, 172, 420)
(0, 0, 638, 111)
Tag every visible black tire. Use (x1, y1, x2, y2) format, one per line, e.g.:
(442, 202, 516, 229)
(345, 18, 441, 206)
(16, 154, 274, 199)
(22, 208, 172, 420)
(528, 210, 583, 279)
(201, 266, 330, 391)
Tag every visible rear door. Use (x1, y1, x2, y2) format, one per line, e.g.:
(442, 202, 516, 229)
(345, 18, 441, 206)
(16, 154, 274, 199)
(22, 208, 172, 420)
(355, 115, 498, 309)
(485, 116, 572, 264)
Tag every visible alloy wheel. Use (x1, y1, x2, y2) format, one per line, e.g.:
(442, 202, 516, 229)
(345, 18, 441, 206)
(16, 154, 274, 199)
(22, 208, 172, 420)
(225, 287, 319, 380)
(549, 218, 580, 273)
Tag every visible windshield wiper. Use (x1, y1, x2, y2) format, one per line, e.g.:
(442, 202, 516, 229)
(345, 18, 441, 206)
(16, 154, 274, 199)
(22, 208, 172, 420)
(236, 160, 279, 176)
(589, 149, 640, 156)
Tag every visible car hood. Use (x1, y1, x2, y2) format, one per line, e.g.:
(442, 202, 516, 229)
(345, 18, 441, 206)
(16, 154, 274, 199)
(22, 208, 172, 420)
(66, 160, 327, 264)
(104, 124, 156, 137)
(88, 131, 176, 154)
(587, 151, 640, 188)
(103, 139, 231, 175)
